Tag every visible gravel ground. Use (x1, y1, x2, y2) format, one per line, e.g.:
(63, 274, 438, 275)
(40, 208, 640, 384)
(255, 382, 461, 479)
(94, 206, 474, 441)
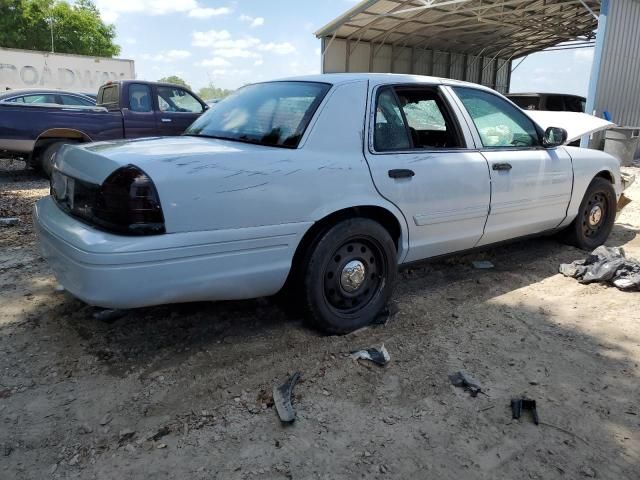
(1, 159, 639, 479)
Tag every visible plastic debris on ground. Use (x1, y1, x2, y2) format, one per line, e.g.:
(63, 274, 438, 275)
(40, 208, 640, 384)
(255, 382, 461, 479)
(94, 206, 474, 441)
(448, 370, 483, 397)
(350, 344, 390, 366)
(559, 246, 640, 290)
(273, 372, 301, 424)
(92, 308, 127, 322)
(0, 217, 19, 227)
(472, 260, 495, 270)
(511, 397, 539, 425)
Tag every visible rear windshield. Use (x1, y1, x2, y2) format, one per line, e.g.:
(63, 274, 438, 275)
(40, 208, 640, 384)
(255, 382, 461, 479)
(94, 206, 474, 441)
(185, 81, 331, 148)
(99, 85, 119, 107)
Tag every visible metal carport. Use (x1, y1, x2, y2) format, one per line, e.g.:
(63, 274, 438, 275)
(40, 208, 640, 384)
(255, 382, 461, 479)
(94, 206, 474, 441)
(316, 0, 600, 94)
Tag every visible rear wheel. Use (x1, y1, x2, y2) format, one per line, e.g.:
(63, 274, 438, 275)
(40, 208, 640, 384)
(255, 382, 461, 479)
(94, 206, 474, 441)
(564, 177, 616, 250)
(302, 218, 397, 334)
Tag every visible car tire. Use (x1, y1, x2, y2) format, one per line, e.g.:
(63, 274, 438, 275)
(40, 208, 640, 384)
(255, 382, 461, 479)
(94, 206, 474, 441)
(564, 177, 617, 250)
(302, 218, 397, 334)
(41, 141, 70, 179)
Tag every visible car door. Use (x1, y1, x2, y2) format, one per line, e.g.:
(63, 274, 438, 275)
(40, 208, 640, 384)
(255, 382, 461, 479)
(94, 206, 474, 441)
(155, 85, 205, 135)
(121, 83, 158, 138)
(449, 86, 573, 246)
(364, 83, 491, 263)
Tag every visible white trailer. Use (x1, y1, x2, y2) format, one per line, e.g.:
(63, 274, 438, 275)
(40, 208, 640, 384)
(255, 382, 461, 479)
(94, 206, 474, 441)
(0, 47, 135, 94)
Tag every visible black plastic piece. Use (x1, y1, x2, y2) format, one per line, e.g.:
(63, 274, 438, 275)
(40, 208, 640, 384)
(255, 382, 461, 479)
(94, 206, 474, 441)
(388, 169, 415, 179)
(511, 397, 539, 425)
(492, 163, 513, 171)
(273, 372, 301, 424)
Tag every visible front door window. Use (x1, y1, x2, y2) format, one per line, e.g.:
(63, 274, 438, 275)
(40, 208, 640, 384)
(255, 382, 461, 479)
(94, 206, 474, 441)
(454, 87, 540, 148)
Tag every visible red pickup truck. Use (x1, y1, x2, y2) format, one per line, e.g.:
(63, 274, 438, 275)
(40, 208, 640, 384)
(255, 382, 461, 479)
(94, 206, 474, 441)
(0, 80, 208, 176)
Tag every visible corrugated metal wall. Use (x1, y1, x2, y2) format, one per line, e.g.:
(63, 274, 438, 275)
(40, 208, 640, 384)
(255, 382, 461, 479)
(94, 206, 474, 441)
(322, 38, 511, 93)
(594, 0, 640, 126)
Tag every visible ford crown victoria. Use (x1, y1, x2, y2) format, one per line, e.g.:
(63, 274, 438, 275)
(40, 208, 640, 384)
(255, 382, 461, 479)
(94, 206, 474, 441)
(34, 74, 626, 333)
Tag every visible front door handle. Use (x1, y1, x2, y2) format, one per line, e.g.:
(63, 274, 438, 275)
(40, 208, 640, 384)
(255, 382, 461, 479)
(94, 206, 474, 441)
(492, 163, 512, 171)
(388, 169, 415, 179)
(161, 118, 172, 123)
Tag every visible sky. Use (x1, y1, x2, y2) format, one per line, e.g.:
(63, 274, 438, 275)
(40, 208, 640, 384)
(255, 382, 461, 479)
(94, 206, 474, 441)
(92, 0, 595, 96)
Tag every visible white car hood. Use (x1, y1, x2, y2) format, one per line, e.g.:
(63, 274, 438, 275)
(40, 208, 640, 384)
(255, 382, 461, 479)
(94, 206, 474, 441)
(524, 110, 615, 144)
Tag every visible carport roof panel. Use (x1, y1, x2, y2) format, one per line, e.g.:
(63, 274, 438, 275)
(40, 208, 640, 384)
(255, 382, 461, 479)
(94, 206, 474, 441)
(316, 0, 600, 58)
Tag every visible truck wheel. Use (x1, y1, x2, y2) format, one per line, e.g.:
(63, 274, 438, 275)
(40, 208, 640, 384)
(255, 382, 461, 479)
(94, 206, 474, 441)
(303, 218, 397, 334)
(41, 141, 70, 179)
(564, 177, 616, 250)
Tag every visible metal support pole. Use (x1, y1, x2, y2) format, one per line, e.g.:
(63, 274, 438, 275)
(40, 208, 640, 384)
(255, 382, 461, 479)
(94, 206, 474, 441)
(346, 39, 351, 72)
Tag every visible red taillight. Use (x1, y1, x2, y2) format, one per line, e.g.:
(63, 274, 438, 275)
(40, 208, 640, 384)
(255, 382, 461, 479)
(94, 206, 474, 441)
(93, 165, 165, 235)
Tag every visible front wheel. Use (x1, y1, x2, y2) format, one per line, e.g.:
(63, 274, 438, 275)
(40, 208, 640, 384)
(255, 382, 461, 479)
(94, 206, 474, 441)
(302, 218, 397, 334)
(564, 177, 617, 250)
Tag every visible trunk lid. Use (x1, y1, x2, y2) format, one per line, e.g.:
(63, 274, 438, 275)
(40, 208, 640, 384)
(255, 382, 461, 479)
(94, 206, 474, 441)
(55, 135, 278, 184)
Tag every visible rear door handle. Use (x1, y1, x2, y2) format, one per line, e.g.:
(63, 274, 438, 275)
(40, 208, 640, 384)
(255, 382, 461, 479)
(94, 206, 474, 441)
(161, 118, 172, 123)
(492, 163, 512, 171)
(388, 169, 415, 179)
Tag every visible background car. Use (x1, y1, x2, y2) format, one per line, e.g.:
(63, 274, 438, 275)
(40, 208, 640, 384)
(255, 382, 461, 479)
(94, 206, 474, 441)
(0, 89, 96, 106)
(507, 92, 586, 112)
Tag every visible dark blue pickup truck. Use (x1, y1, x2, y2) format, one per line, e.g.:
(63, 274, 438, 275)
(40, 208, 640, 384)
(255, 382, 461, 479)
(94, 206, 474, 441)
(0, 80, 208, 176)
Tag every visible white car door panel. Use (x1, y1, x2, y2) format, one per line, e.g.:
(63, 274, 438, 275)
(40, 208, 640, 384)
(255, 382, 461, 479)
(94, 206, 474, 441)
(479, 148, 573, 245)
(364, 84, 491, 263)
(450, 86, 573, 246)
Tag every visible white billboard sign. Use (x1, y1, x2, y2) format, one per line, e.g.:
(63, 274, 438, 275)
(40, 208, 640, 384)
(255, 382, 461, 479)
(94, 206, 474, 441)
(0, 47, 135, 93)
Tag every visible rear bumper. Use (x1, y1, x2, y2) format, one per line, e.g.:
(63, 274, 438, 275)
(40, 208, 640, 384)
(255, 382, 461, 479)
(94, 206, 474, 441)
(34, 196, 309, 309)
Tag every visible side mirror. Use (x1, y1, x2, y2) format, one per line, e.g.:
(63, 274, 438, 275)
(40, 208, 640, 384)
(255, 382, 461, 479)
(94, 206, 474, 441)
(543, 126, 568, 148)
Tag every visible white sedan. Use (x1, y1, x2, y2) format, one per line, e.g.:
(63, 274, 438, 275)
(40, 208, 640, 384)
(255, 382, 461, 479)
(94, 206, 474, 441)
(35, 74, 625, 333)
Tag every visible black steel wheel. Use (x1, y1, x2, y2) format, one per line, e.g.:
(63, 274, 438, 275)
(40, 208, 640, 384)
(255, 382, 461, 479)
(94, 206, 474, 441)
(564, 177, 616, 250)
(303, 218, 397, 334)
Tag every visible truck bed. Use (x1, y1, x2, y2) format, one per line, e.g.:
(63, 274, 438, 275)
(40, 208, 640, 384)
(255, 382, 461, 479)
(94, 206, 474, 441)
(0, 103, 124, 156)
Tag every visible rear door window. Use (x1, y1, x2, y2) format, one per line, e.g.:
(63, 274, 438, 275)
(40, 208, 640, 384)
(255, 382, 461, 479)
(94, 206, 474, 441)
(374, 88, 411, 151)
(128, 84, 153, 112)
(395, 87, 462, 149)
(373, 86, 462, 151)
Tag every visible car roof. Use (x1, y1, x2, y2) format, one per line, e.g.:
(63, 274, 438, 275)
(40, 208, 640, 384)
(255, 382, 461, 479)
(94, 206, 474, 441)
(274, 73, 493, 91)
(0, 89, 94, 100)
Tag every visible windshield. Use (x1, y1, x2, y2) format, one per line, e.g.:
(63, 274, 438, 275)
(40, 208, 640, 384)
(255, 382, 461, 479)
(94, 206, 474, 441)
(185, 81, 331, 148)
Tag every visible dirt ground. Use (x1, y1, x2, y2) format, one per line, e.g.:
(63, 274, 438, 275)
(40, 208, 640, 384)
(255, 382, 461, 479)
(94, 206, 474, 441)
(1, 158, 639, 480)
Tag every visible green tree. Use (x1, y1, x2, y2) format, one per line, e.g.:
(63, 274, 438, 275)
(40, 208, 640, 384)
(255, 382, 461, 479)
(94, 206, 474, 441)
(0, 0, 120, 57)
(158, 76, 191, 90)
(197, 82, 234, 101)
